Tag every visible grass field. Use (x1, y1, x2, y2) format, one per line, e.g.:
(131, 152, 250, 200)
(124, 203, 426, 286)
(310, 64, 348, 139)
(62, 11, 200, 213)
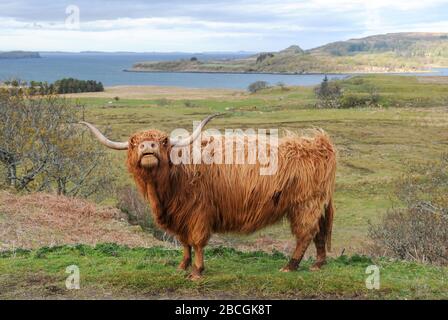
(2, 74, 448, 299)
(1, 244, 447, 299)
(74, 75, 448, 254)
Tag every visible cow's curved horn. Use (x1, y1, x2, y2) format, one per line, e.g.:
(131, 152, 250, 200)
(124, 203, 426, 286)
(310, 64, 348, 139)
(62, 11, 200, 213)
(169, 113, 220, 147)
(79, 121, 129, 150)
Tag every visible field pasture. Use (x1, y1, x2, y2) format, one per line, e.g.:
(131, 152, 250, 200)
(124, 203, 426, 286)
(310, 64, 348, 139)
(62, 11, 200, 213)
(76, 75, 448, 254)
(1, 74, 448, 299)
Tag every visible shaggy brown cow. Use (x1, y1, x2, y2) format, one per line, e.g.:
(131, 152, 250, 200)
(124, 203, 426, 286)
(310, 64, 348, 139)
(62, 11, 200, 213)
(81, 115, 336, 280)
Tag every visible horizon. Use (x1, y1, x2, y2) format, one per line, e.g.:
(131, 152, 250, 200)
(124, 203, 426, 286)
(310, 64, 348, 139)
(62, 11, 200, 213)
(1, 1, 447, 52)
(3, 31, 448, 54)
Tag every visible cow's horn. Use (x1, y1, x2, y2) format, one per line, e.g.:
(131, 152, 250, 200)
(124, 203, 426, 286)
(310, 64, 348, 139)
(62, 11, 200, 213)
(79, 121, 129, 150)
(170, 113, 220, 147)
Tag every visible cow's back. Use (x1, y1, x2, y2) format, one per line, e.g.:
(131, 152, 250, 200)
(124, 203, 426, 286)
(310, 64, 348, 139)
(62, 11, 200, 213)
(174, 130, 336, 234)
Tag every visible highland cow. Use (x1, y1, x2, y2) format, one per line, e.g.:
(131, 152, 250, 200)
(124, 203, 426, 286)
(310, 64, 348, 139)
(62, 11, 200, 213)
(81, 115, 336, 280)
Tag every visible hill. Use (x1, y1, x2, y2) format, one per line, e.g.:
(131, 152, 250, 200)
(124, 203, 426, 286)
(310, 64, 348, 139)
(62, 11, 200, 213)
(128, 32, 448, 74)
(311, 32, 448, 56)
(0, 51, 41, 59)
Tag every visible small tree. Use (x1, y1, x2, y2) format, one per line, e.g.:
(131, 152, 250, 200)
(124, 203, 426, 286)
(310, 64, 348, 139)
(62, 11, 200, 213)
(248, 81, 270, 93)
(0, 84, 115, 199)
(314, 76, 342, 108)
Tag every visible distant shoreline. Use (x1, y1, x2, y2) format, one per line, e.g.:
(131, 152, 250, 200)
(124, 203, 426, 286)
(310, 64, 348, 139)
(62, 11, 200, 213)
(0, 51, 41, 59)
(124, 69, 349, 75)
(123, 68, 432, 75)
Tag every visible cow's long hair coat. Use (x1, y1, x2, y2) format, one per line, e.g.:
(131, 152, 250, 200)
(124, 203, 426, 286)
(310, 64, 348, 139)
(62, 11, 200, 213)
(127, 129, 336, 253)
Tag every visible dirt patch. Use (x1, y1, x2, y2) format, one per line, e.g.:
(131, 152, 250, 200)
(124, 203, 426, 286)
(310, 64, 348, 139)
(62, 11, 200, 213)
(0, 191, 164, 251)
(63, 85, 243, 100)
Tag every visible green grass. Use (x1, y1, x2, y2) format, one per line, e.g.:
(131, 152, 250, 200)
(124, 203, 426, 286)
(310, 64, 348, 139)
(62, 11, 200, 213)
(1, 244, 446, 299)
(339, 75, 448, 108)
(75, 75, 448, 253)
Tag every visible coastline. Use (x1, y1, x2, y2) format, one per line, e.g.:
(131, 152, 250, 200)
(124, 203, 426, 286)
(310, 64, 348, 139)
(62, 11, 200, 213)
(123, 68, 433, 75)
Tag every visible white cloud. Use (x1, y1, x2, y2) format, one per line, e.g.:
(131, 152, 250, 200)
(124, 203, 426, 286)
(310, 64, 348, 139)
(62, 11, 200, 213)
(0, 0, 447, 51)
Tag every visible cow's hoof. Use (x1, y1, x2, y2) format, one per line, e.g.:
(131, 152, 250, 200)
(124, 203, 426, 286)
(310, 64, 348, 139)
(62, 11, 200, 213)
(279, 267, 293, 272)
(187, 272, 203, 281)
(310, 261, 326, 271)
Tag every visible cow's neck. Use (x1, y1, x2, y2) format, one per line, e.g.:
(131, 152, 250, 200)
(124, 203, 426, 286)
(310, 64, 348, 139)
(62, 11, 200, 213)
(144, 164, 176, 228)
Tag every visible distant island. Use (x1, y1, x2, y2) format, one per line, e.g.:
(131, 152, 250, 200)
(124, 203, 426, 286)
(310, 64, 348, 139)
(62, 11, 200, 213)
(0, 51, 41, 59)
(127, 32, 448, 74)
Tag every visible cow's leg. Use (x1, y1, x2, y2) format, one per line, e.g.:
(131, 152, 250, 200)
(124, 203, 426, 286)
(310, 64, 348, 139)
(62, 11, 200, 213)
(178, 244, 192, 270)
(310, 215, 327, 271)
(281, 201, 322, 272)
(188, 245, 205, 280)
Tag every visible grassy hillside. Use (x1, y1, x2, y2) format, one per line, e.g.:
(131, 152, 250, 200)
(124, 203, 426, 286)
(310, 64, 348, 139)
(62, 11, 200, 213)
(129, 32, 448, 73)
(1, 244, 446, 299)
(311, 32, 448, 56)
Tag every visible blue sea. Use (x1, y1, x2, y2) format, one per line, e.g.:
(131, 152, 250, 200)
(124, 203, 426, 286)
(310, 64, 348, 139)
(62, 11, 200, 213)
(0, 52, 447, 89)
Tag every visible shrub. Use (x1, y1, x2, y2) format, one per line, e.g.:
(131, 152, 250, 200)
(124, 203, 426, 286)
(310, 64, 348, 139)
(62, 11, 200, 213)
(338, 94, 372, 108)
(183, 100, 199, 108)
(0, 84, 114, 198)
(155, 98, 170, 106)
(116, 186, 177, 244)
(315, 77, 381, 109)
(247, 81, 270, 93)
(369, 206, 448, 265)
(53, 78, 104, 94)
(314, 76, 342, 108)
(368, 155, 448, 265)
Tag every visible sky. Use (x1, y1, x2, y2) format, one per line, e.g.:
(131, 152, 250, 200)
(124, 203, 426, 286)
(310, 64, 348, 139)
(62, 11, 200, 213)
(0, 0, 447, 52)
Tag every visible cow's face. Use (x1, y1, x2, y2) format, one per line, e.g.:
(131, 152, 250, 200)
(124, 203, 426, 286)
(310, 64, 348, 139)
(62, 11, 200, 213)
(128, 130, 170, 170)
(80, 114, 219, 172)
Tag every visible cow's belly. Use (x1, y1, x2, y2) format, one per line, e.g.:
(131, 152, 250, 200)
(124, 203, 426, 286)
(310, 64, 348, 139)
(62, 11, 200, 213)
(211, 202, 288, 234)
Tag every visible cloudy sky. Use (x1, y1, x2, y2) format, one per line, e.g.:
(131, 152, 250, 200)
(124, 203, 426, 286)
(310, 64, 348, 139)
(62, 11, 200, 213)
(0, 0, 447, 52)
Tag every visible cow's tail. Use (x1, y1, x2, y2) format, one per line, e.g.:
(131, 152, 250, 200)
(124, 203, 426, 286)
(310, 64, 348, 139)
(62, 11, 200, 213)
(324, 197, 334, 252)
